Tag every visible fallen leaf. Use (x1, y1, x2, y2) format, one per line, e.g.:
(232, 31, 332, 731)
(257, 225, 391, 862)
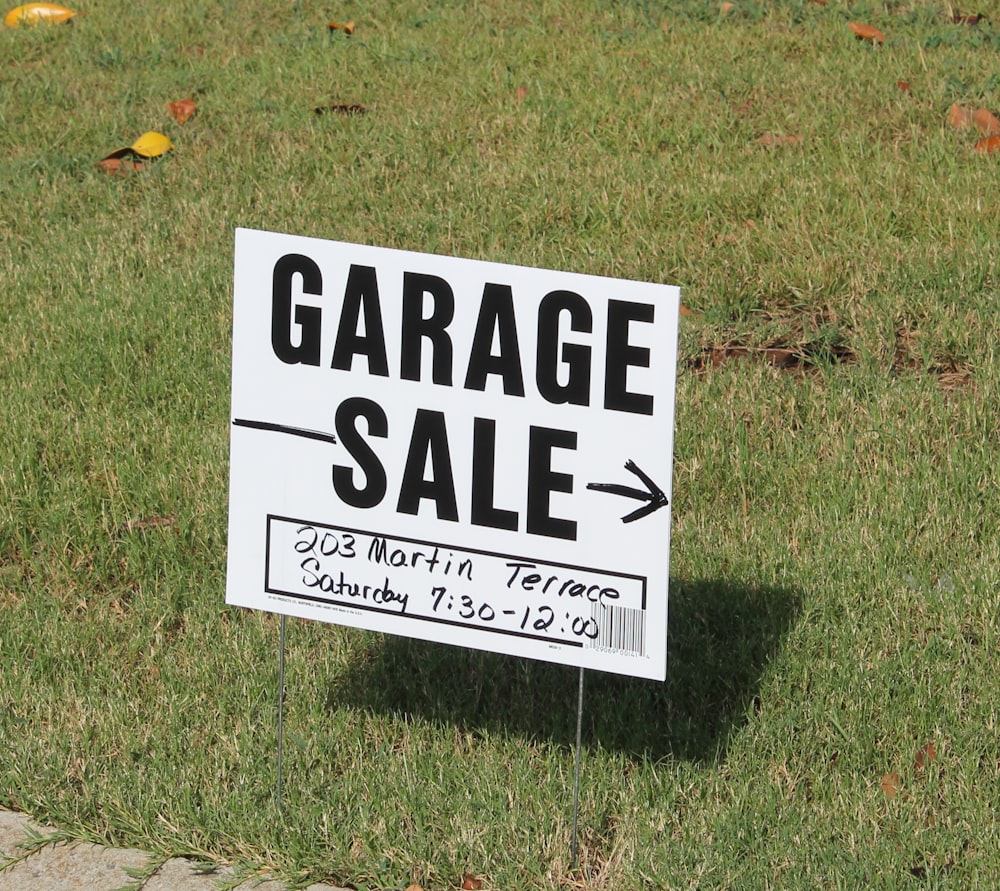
(915, 741, 938, 769)
(948, 103, 1000, 135)
(314, 103, 369, 115)
(972, 107, 1000, 134)
(4, 2, 76, 26)
(328, 19, 355, 34)
(974, 134, 1000, 153)
(131, 131, 173, 158)
(881, 771, 901, 799)
(848, 21, 886, 43)
(98, 155, 144, 175)
(948, 102, 973, 129)
(403, 885, 423, 891)
(167, 98, 196, 125)
(720, 1, 734, 12)
(951, 12, 982, 24)
(461, 874, 483, 890)
(515, 84, 529, 102)
(897, 79, 911, 92)
(756, 132, 803, 147)
(99, 131, 173, 172)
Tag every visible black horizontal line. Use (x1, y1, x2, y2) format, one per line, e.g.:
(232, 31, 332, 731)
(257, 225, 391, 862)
(232, 418, 336, 445)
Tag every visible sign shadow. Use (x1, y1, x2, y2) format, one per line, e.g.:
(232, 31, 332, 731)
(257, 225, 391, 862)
(324, 576, 799, 763)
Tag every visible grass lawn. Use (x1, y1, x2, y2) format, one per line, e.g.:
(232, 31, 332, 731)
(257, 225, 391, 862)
(2, 0, 999, 888)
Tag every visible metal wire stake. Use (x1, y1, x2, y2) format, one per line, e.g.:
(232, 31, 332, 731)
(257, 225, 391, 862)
(570, 666, 585, 868)
(276, 614, 287, 813)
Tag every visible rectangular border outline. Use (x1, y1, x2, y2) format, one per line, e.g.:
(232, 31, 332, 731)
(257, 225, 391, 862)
(264, 514, 649, 650)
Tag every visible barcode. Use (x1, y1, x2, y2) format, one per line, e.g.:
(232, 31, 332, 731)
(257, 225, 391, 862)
(591, 603, 646, 656)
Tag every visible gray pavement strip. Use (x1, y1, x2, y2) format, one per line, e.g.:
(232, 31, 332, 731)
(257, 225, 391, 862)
(0, 809, 342, 891)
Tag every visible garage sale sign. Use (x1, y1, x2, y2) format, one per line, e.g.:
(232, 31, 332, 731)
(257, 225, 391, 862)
(226, 228, 680, 680)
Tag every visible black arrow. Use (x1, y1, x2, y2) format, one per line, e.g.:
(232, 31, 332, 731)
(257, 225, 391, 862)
(586, 459, 668, 523)
(232, 418, 337, 445)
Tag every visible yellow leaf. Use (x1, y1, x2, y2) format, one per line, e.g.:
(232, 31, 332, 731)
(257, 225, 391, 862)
(4, 3, 76, 27)
(130, 131, 174, 159)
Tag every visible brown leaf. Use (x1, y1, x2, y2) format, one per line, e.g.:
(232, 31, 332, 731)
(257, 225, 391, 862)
(974, 134, 1000, 154)
(972, 107, 1000, 134)
(915, 742, 938, 769)
(848, 21, 886, 43)
(881, 771, 901, 799)
(951, 12, 982, 24)
(950, 103, 1000, 135)
(897, 79, 911, 92)
(314, 103, 369, 115)
(515, 84, 529, 102)
(461, 874, 483, 890)
(948, 102, 1000, 136)
(167, 98, 196, 125)
(98, 146, 147, 175)
(328, 19, 355, 34)
(98, 156, 144, 175)
(720, 1, 734, 13)
(948, 102, 973, 129)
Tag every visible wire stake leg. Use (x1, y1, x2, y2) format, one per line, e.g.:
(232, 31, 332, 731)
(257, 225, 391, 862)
(570, 666, 585, 868)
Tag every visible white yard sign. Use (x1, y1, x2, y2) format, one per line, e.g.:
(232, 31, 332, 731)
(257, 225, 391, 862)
(227, 228, 679, 680)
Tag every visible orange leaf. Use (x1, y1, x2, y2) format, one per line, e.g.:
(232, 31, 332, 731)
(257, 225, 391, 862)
(167, 98, 196, 125)
(98, 155, 144, 175)
(720, 1, 734, 13)
(897, 80, 911, 92)
(972, 107, 1000, 135)
(515, 84, 529, 102)
(948, 102, 973, 129)
(461, 874, 483, 890)
(974, 134, 1000, 154)
(848, 21, 885, 43)
(949, 103, 1000, 135)
(881, 772, 901, 799)
(328, 19, 355, 34)
(915, 742, 937, 769)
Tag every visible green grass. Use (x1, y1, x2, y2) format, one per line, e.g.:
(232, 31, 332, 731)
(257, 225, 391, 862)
(2, 0, 1000, 887)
